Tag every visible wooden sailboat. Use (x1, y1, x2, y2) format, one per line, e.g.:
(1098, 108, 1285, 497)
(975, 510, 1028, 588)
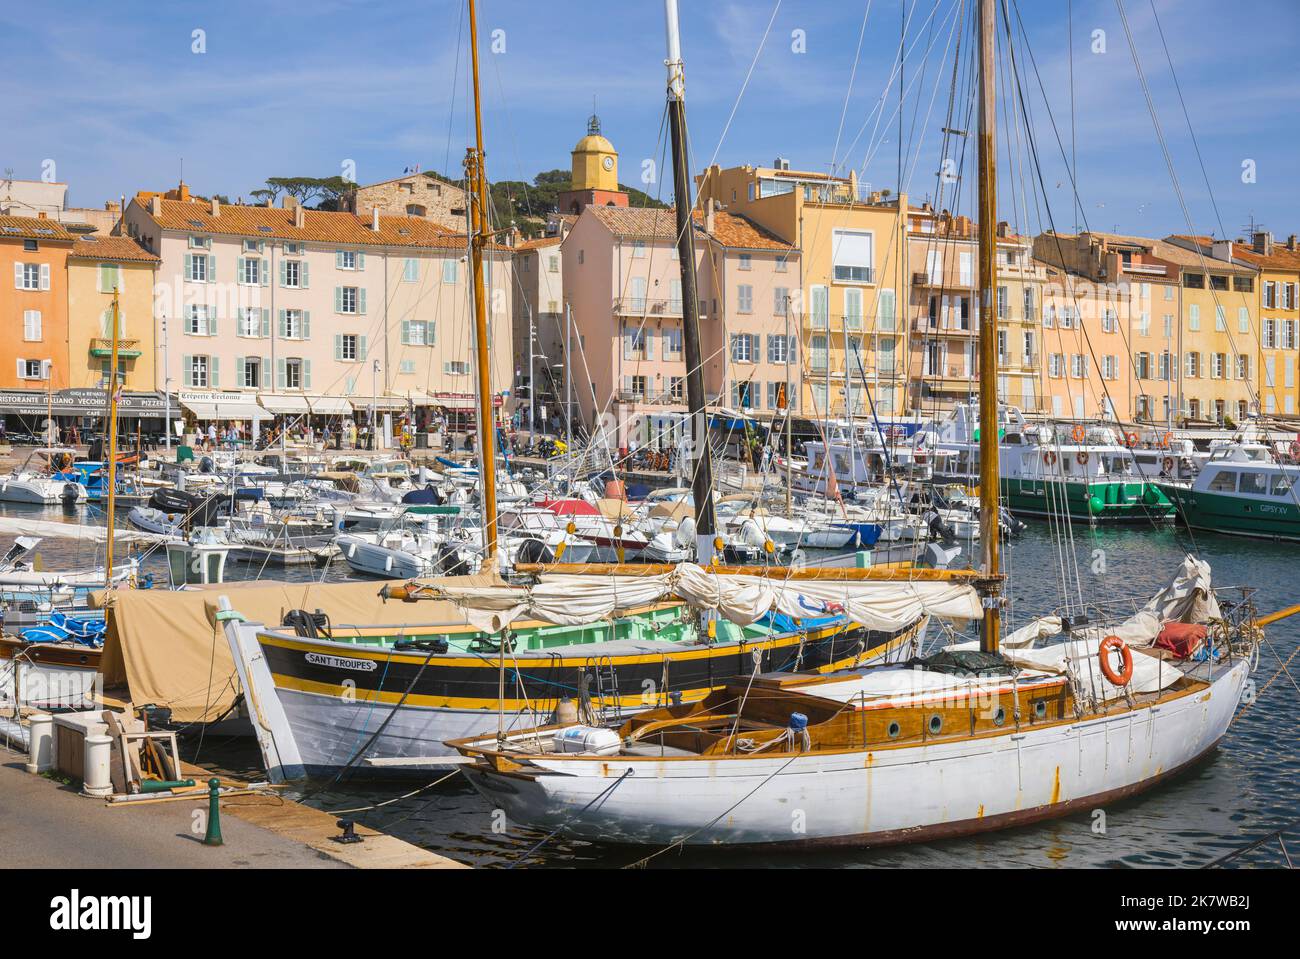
(439, 0, 1276, 847)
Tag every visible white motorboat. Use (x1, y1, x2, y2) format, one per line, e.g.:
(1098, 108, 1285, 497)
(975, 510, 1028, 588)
(0, 448, 86, 505)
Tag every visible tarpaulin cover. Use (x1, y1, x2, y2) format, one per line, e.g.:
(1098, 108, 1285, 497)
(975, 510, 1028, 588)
(1154, 622, 1207, 660)
(95, 572, 505, 722)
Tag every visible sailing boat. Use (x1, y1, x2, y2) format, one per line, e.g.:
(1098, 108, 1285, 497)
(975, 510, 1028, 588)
(440, 0, 1274, 847)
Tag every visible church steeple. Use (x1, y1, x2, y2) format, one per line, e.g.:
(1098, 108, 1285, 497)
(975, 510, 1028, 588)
(560, 111, 628, 214)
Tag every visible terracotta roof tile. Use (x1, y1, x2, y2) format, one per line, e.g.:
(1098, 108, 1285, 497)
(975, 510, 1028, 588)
(1231, 243, 1300, 272)
(515, 235, 563, 251)
(0, 215, 75, 242)
(138, 198, 504, 250)
(586, 205, 795, 253)
(68, 234, 159, 263)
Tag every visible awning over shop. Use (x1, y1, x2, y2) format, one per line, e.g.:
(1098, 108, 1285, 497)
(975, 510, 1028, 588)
(0, 388, 173, 418)
(428, 393, 504, 410)
(307, 395, 352, 415)
(258, 393, 311, 415)
(179, 393, 265, 421)
(348, 396, 410, 412)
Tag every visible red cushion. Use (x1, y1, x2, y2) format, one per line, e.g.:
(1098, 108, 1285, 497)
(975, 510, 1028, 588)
(1155, 622, 1207, 659)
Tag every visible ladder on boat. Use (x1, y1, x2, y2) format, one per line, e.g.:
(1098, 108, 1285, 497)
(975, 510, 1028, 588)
(586, 656, 622, 723)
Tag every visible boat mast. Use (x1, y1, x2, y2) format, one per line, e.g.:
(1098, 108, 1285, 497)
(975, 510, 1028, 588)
(465, 0, 498, 558)
(105, 287, 123, 586)
(976, 0, 1002, 653)
(663, 0, 716, 562)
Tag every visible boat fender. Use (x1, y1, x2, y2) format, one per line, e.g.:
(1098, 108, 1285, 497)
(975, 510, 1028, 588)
(1043, 450, 1057, 467)
(553, 725, 621, 755)
(1087, 495, 1104, 515)
(788, 712, 812, 752)
(1076, 451, 1090, 466)
(1099, 635, 1134, 686)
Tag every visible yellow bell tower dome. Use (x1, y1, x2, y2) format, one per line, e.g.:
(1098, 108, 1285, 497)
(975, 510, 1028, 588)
(571, 113, 618, 191)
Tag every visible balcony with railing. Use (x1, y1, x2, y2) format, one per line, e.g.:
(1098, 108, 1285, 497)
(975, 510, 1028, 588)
(89, 337, 142, 358)
(613, 296, 684, 316)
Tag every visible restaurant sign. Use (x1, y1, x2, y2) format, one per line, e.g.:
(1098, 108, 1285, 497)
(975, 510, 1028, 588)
(0, 388, 173, 417)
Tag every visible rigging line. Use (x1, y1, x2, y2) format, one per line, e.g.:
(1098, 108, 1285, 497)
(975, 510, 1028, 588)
(509, 767, 634, 868)
(831, 0, 875, 179)
(699, 0, 783, 182)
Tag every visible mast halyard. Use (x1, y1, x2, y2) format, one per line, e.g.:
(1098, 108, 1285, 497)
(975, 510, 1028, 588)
(104, 287, 122, 587)
(976, 0, 1002, 653)
(663, 0, 716, 564)
(465, 0, 498, 559)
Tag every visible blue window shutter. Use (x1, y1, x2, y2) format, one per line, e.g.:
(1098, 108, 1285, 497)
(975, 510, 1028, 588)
(334, 334, 342, 360)
(302, 311, 311, 339)
(182, 355, 192, 387)
(334, 286, 342, 312)
(261, 358, 272, 389)
(303, 359, 312, 390)
(300, 261, 309, 288)
(277, 309, 287, 338)
(261, 308, 271, 337)
(358, 334, 367, 359)
(210, 356, 220, 387)
(358, 289, 367, 314)
(276, 358, 286, 389)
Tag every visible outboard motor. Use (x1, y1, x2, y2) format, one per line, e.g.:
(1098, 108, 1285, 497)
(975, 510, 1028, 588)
(437, 543, 470, 576)
(924, 509, 956, 547)
(999, 506, 1026, 537)
(60, 483, 80, 507)
(514, 538, 556, 566)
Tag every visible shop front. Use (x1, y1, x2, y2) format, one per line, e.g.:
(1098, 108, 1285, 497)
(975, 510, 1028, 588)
(0, 388, 174, 448)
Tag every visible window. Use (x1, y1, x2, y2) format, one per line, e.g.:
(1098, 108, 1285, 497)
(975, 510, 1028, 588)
(442, 259, 458, 283)
(15, 262, 47, 291)
(1071, 354, 1087, 378)
(1263, 318, 1276, 349)
(1239, 307, 1250, 334)
(97, 263, 121, 293)
(185, 253, 210, 283)
(547, 255, 559, 273)
(1273, 474, 1294, 496)
(403, 258, 419, 282)
(399, 360, 415, 374)
(810, 334, 828, 371)
(1237, 355, 1249, 380)
(831, 229, 873, 282)
(239, 308, 265, 338)
(188, 354, 210, 388)
(844, 288, 863, 329)
(281, 309, 308, 340)
(738, 254, 752, 271)
(18, 359, 46, 379)
(1185, 352, 1200, 378)
(1239, 472, 1268, 495)
(773, 287, 789, 315)
(284, 242, 303, 255)
(284, 358, 303, 389)
(1211, 353, 1225, 379)
(100, 358, 126, 386)
(444, 360, 470, 375)
(1023, 287, 1035, 317)
(731, 380, 756, 408)
(959, 252, 973, 287)
(1164, 285, 1173, 300)
(811, 286, 829, 327)
(1209, 274, 1228, 291)
(1043, 305, 1055, 328)
(737, 284, 753, 313)
(730, 334, 755, 363)
(1102, 355, 1117, 380)
(1101, 309, 1116, 332)
(187, 235, 210, 249)
(1048, 354, 1064, 378)
(402, 321, 433, 346)
(337, 286, 361, 314)
(239, 256, 263, 286)
(242, 239, 262, 253)
(768, 334, 794, 364)
(1215, 306, 1226, 331)
(282, 259, 305, 288)
(1188, 304, 1200, 331)
(23, 310, 41, 341)
(775, 256, 788, 273)
(997, 286, 1008, 319)
(337, 250, 359, 271)
(241, 357, 261, 389)
(622, 324, 646, 359)
(1184, 272, 1204, 289)
(661, 326, 682, 357)
(878, 288, 896, 332)
(632, 241, 646, 259)
(186, 305, 215, 336)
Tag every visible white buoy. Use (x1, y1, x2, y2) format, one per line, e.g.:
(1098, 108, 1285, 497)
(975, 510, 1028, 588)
(25, 713, 54, 774)
(82, 734, 113, 797)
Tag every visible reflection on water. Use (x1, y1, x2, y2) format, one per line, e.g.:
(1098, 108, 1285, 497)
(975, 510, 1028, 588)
(5, 501, 1296, 867)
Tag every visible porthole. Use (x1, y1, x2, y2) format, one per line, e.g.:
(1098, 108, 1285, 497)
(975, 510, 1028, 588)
(928, 714, 943, 735)
(1034, 700, 1047, 719)
(993, 707, 1005, 727)
(887, 720, 901, 739)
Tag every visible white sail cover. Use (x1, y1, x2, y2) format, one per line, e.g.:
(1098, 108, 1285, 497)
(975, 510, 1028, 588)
(411, 563, 983, 633)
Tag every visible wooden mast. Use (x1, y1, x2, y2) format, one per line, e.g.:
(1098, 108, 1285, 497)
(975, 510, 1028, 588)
(663, 0, 716, 563)
(104, 287, 122, 586)
(976, 0, 1002, 652)
(465, 0, 498, 558)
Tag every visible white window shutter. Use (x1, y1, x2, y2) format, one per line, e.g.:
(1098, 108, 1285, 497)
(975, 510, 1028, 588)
(40, 263, 50, 290)
(15, 358, 22, 378)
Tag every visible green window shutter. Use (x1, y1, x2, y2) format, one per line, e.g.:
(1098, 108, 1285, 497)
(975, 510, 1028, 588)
(184, 254, 192, 279)
(335, 251, 344, 269)
(182, 355, 192, 387)
(357, 252, 365, 270)
(358, 334, 367, 359)
(334, 287, 342, 312)
(401, 321, 410, 345)
(207, 254, 216, 281)
(261, 358, 272, 389)
(236, 256, 244, 282)
(357, 289, 367, 314)
(235, 356, 244, 384)
(302, 311, 311, 339)
(260, 258, 269, 287)
(276, 358, 286, 389)
(261, 308, 271, 337)
(426, 321, 436, 345)
(334, 334, 342, 361)
(300, 261, 309, 288)
(210, 356, 220, 387)
(279, 260, 287, 286)
(207, 311, 218, 337)
(303, 359, 312, 390)
(277, 309, 287, 338)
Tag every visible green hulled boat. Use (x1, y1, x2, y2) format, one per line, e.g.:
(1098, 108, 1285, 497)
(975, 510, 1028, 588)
(1159, 448, 1300, 541)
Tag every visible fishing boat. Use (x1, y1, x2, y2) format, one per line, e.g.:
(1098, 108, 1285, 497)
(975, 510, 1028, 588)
(1159, 445, 1300, 542)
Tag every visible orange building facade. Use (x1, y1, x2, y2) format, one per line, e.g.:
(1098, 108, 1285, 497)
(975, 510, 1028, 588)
(0, 214, 74, 391)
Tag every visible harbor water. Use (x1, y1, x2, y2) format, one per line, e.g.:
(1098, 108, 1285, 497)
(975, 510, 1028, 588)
(6, 500, 1296, 868)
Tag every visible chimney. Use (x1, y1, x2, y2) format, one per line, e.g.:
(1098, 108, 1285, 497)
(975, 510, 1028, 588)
(210, 196, 221, 216)
(1288, 235, 1297, 251)
(37, 211, 47, 219)
(294, 202, 305, 229)
(282, 195, 298, 209)
(1253, 231, 1273, 256)
(371, 206, 380, 231)
(704, 196, 715, 234)
(1211, 238, 1233, 261)
(149, 196, 162, 217)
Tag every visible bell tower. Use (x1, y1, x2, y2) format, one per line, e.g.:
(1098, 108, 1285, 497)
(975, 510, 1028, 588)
(558, 112, 628, 215)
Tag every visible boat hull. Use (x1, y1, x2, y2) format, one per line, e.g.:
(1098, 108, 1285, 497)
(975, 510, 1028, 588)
(461, 660, 1248, 846)
(1159, 483, 1300, 542)
(1000, 478, 1175, 523)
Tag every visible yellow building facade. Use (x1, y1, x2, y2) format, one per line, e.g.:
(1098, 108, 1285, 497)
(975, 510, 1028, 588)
(65, 234, 159, 391)
(1228, 233, 1300, 418)
(696, 163, 908, 416)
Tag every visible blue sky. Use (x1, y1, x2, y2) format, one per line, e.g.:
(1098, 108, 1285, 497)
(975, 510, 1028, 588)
(3, 0, 1297, 240)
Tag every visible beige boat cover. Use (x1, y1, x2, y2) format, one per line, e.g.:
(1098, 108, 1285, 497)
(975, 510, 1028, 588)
(594, 497, 636, 522)
(95, 572, 504, 722)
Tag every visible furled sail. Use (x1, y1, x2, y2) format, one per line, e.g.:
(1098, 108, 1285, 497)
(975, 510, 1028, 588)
(409, 563, 984, 633)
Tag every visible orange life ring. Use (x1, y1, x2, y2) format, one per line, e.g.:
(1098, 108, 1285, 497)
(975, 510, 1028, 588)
(1160, 432, 1173, 449)
(1161, 456, 1175, 473)
(1071, 425, 1086, 443)
(1124, 431, 1139, 447)
(1043, 450, 1058, 467)
(1099, 635, 1134, 687)
(1076, 451, 1090, 465)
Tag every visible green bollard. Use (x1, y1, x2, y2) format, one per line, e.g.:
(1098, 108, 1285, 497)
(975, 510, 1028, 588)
(204, 777, 224, 847)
